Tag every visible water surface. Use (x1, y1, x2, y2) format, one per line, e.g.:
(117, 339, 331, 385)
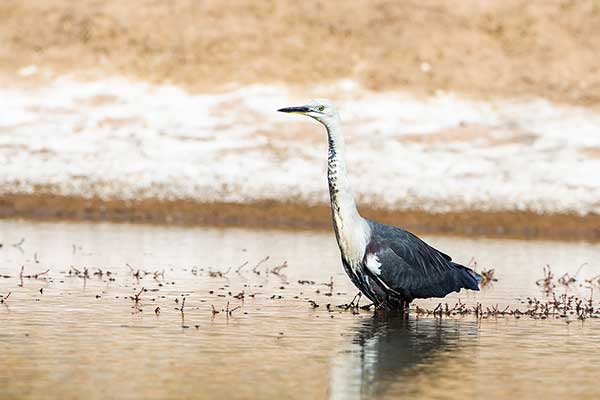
(1, 220, 599, 399)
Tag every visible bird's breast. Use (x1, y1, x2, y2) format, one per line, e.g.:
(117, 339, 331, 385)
(332, 212, 369, 271)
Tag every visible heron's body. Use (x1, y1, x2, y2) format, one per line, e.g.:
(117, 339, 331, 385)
(279, 100, 480, 311)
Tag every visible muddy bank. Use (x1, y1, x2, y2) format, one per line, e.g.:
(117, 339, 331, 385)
(1, 193, 598, 241)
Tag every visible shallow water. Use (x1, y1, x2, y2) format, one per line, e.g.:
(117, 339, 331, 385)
(1, 220, 599, 400)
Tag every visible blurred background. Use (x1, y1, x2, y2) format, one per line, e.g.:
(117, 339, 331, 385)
(0, 0, 599, 238)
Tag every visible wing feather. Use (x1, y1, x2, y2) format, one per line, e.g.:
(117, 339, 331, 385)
(365, 221, 480, 300)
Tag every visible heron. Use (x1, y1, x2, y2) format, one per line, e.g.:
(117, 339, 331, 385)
(278, 99, 481, 312)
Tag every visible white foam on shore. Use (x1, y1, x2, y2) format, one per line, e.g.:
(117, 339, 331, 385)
(1, 76, 599, 215)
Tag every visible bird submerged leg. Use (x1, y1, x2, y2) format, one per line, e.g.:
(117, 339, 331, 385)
(374, 300, 386, 313)
(401, 299, 410, 315)
(374, 296, 411, 315)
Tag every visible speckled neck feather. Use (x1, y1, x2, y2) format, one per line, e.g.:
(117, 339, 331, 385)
(323, 117, 370, 266)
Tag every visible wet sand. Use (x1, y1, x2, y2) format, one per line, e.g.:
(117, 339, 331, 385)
(1, 220, 600, 399)
(1, 194, 599, 241)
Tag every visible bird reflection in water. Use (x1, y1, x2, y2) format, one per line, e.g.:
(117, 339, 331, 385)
(330, 313, 480, 399)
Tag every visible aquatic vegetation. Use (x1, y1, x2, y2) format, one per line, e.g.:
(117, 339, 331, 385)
(0, 292, 10, 304)
(413, 294, 597, 321)
(3, 253, 599, 322)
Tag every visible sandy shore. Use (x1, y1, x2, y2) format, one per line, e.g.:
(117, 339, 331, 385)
(1, 1, 599, 239)
(0, 77, 599, 240)
(1, 1, 600, 107)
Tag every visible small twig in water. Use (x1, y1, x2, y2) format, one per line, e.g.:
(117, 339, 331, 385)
(585, 274, 600, 286)
(252, 256, 270, 275)
(336, 293, 361, 311)
(0, 292, 11, 304)
(126, 263, 143, 280)
(574, 263, 589, 278)
(535, 265, 555, 294)
(235, 261, 249, 274)
(480, 269, 497, 286)
(130, 287, 145, 303)
(233, 291, 245, 300)
(208, 269, 224, 278)
(153, 270, 165, 281)
(270, 261, 288, 276)
(20, 266, 50, 279)
(558, 272, 576, 287)
(175, 297, 186, 313)
(228, 305, 240, 316)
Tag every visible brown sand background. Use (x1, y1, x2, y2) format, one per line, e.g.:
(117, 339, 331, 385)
(1, 0, 600, 105)
(0, 0, 599, 239)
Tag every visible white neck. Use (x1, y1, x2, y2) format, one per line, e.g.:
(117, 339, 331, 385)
(322, 116, 370, 265)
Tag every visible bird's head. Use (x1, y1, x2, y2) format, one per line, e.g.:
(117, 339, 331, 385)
(278, 99, 339, 126)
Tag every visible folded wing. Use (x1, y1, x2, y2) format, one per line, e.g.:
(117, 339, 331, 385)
(364, 222, 481, 300)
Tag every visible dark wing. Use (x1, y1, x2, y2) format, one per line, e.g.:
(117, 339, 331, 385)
(365, 221, 481, 300)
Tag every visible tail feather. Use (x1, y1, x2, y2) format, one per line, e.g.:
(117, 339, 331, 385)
(451, 262, 481, 291)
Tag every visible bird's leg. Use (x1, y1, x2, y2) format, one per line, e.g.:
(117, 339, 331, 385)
(374, 300, 386, 313)
(401, 299, 410, 315)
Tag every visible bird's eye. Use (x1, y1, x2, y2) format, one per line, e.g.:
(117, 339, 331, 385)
(318, 105, 325, 112)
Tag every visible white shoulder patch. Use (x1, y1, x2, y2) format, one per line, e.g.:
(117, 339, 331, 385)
(365, 253, 382, 275)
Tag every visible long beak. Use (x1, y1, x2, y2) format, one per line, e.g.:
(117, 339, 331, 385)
(277, 106, 311, 114)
